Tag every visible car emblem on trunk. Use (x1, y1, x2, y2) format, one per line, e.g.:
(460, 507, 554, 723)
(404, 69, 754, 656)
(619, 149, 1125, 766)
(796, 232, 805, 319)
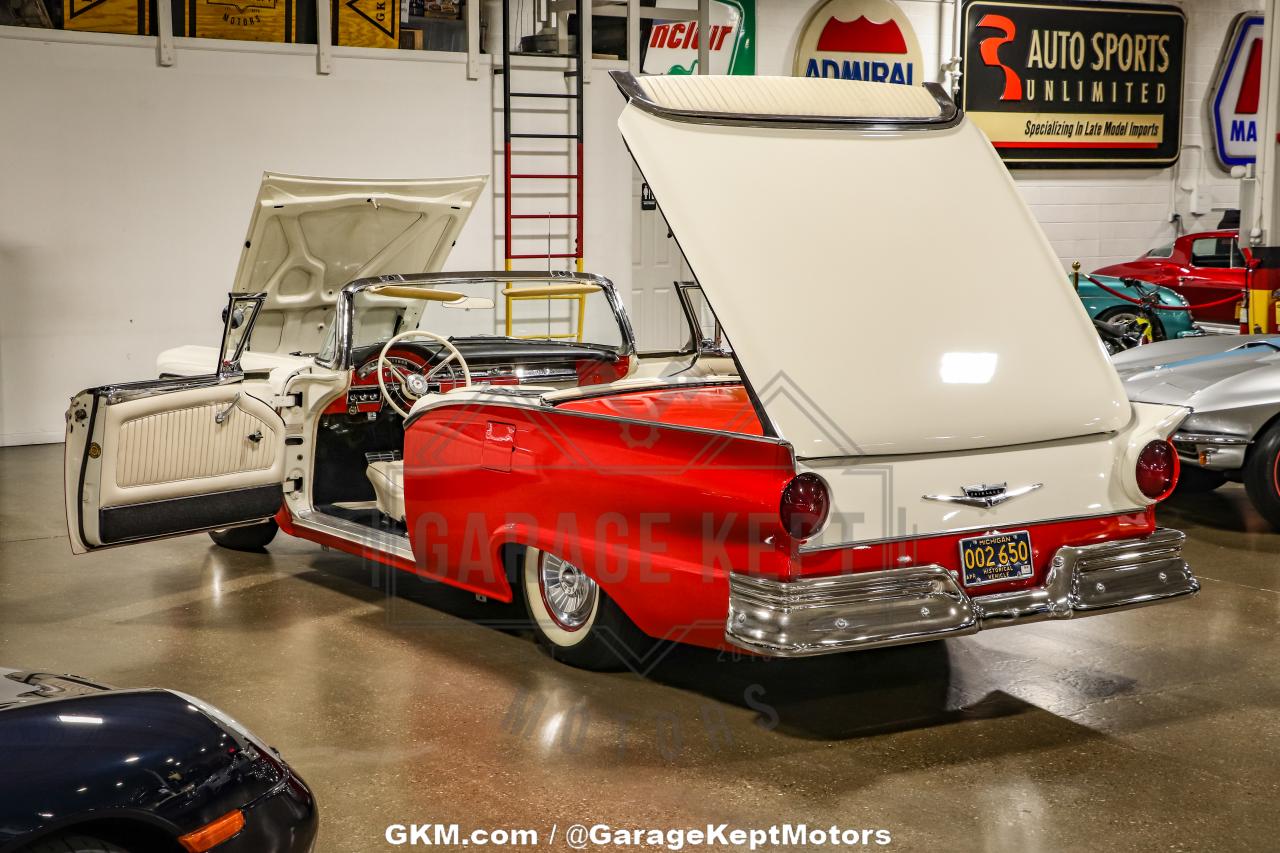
(922, 482, 1042, 508)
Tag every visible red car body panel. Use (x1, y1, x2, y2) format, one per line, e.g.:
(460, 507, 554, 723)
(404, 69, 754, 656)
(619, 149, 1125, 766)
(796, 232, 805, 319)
(1094, 230, 1247, 326)
(399, 395, 796, 649)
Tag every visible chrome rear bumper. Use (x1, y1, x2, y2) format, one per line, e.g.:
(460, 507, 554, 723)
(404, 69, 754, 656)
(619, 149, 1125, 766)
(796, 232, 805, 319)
(725, 528, 1198, 657)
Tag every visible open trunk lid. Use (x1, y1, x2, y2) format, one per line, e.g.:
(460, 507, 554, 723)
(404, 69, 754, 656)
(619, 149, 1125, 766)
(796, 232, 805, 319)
(235, 173, 486, 355)
(613, 74, 1129, 458)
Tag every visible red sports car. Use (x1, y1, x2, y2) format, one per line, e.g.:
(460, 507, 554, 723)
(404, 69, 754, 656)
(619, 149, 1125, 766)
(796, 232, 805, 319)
(1094, 230, 1248, 334)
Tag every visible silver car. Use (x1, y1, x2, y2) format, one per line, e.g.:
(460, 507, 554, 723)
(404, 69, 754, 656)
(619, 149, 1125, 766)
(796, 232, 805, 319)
(1112, 334, 1280, 526)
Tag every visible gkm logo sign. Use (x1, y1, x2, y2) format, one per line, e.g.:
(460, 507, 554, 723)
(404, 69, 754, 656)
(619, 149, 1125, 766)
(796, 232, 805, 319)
(977, 14, 1021, 101)
(792, 0, 923, 86)
(1211, 13, 1265, 167)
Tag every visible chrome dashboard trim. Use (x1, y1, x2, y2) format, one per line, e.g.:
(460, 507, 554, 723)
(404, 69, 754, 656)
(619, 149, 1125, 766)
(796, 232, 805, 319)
(610, 71, 962, 132)
(728, 528, 1197, 657)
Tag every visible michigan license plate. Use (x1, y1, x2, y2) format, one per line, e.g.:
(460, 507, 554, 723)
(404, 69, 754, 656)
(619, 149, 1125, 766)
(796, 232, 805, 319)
(958, 530, 1033, 587)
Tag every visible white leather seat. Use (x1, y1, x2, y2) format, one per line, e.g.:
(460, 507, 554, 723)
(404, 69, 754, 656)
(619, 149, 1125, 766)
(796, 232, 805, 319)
(366, 460, 405, 523)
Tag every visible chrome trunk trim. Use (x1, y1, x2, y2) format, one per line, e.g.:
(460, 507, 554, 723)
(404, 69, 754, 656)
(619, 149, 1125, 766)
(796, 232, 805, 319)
(610, 71, 962, 132)
(726, 528, 1198, 657)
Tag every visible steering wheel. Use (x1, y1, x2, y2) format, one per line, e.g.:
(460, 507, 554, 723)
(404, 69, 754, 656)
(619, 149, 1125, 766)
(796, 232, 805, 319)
(376, 331, 472, 418)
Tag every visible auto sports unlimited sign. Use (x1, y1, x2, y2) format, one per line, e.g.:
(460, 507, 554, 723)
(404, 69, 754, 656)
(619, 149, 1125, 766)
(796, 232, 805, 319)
(794, 0, 924, 86)
(961, 1, 1185, 166)
(1210, 13, 1265, 168)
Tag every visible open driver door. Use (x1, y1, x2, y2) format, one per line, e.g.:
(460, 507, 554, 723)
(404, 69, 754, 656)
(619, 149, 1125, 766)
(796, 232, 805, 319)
(64, 294, 287, 553)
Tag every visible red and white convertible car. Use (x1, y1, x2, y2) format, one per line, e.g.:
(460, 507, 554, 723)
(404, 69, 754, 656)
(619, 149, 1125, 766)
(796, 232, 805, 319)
(65, 74, 1198, 669)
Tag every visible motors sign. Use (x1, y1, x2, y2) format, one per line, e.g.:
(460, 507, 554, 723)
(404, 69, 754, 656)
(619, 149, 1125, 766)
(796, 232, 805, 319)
(1210, 13, 1265, 168)
(961, 0, 1185, 167)
(793, 0, 923, 86)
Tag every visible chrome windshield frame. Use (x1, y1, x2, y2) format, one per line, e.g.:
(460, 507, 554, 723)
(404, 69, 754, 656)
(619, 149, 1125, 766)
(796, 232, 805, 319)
(315, 271, 637, 371)
(609, 71, 962, 132)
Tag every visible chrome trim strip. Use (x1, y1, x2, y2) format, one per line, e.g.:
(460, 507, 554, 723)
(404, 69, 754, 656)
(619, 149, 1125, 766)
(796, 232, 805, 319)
(289, 508, 415, 563)
(98, 373, 244, 405)
(796, 510, 1144, 553)
(728, 528, 1198, 657)
(610, 71, 962, 131)
(1171, 431, 1252, 446)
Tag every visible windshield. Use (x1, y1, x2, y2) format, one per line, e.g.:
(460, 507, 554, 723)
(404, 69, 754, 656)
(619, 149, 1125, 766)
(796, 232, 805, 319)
(318, 279, 628, 365)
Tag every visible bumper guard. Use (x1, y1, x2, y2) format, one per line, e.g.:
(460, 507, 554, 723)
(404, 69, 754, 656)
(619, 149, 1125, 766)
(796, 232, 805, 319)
(726, 528, 1198, 657)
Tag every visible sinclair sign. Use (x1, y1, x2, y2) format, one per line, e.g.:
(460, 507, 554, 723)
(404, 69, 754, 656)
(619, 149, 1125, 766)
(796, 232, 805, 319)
(961, 0, 1186, 167)
(1210, 13, 1265, 168)
(642, 0, 756, 76)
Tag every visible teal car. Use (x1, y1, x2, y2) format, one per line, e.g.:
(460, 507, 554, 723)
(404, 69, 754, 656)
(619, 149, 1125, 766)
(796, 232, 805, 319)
(1077, 273, 1204, 343)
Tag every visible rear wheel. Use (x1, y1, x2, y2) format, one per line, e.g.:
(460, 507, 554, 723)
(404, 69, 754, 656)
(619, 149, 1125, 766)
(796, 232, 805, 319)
(521, 547, 650, 671)
(1175, 465, 1227, 494)
(1245, 424, 1280, 529)
(209, 518, 278, 551)
(20, 835, 131, 853)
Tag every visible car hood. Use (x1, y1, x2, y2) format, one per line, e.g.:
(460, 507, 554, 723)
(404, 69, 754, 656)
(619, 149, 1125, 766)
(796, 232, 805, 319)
(614, 73, 1130, 458)
(1112, 335, 1280, 405)
(235, 173, 487, 356)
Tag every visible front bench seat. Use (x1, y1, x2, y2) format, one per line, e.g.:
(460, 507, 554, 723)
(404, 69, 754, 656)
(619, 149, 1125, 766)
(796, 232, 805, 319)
(366, 460, 405, 523)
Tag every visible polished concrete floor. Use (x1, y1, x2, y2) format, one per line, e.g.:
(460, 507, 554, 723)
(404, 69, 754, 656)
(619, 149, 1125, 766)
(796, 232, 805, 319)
(2, 443, 1277, 852)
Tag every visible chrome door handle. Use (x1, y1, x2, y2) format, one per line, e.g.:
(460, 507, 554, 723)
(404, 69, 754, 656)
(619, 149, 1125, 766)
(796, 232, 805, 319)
(214, 393, 241, 425)
(247, 430, 263, 443)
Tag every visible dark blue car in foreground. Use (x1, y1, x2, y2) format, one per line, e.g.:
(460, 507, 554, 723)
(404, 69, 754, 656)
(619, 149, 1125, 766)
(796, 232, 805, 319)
(0, 669, 316, 853)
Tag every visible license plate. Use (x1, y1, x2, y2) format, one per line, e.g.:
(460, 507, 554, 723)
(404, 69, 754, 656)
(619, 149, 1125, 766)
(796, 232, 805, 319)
(958, 530, 1033, 587)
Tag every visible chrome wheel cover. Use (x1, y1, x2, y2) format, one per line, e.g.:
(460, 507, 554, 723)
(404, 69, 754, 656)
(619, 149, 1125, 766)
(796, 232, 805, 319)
(538, 553, 598, 631)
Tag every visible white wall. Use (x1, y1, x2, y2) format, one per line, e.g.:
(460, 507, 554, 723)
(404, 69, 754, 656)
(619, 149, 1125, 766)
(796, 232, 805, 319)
(757, 0, 1253, 269)
(0, 30, 632, 445)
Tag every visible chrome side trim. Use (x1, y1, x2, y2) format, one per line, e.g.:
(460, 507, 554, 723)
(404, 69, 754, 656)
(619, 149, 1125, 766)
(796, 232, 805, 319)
(289, 508, 415, 563)
(98, 373, 244, 405)
(727, 528, 1198, 657)
(1171, 431, 1252, 446)
(610, 71, 962, 132)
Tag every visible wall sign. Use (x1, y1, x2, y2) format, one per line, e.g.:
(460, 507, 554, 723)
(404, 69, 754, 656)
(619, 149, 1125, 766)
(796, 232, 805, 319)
(1210, 13, 1265, 168)
(642, 0, 755, 76)
(793, 0, 923, 86)
(335, 0, 399, 48)
(63, 0, 149, 34)
(187, 0, 299, 42)
(961, 0, 1185, 167)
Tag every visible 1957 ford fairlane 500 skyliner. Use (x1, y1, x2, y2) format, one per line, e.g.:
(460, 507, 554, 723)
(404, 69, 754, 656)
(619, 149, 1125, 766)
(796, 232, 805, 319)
(63, 74, 1198, 670)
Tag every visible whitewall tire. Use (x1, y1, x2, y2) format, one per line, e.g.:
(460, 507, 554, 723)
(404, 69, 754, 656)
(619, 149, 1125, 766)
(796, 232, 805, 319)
(520, 547, 649, 671)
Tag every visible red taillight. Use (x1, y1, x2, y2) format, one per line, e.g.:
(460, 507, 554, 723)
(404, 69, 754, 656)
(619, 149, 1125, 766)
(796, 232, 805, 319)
(1136, 440, 1179, 500)
(780, 473, 830, 540)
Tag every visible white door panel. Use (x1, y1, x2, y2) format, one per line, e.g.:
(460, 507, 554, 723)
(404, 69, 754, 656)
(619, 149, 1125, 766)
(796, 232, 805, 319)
(65, 379, 286, 552)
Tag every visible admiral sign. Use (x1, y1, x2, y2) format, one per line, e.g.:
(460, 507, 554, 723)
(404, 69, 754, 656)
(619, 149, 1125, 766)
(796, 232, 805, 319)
(793, 0, 923, 86)
(961, 0, 1185, 167)
(1210, 13, 1265, 168)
